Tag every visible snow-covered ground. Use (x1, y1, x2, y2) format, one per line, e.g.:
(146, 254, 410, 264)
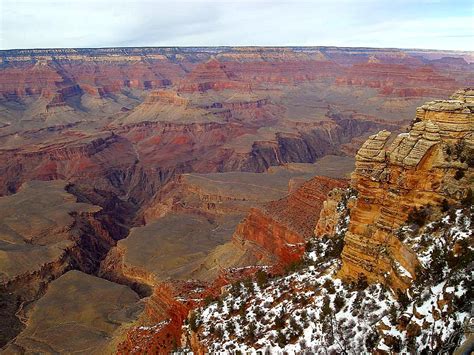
(183, 198, 472, 354)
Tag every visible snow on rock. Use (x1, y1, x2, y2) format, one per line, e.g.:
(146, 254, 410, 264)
(181, 199, 472, 354)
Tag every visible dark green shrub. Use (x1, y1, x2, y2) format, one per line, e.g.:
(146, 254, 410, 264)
(277, 331, 287, 347)
(334, 294, 345, 312)
(454, 169, 465, 180)
(256, 270, 268, 288)
(215, 325, 224, 338)
(407, 206, 429, 227)
(189, 311, 199, 332)
(226, 321, 235, 334)
(365, 331, 379, 351)
(247, 322, 257, 341)
(441, 199, 450, 212)
(321, 295, 332, 320)
(462, 189, 473, 207)
(356, 273, 369, 290)
(397, 290, 410, 310)
(285, 259, 304, 273)
(203, 295, 215, 306)
(323, 279, 336, 294)
(275, 309, 286, 329)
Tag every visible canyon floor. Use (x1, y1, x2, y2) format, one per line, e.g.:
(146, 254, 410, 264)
(0, 47, 473, 353)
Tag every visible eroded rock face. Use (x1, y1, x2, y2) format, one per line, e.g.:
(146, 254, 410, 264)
(338, 89, 473, 291)
(232, 176, 348, 264)
(314, 187, 355, 237)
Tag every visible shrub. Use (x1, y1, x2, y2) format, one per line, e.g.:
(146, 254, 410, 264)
(285, 259, 305, 273)
(364, 330, 379, 350)
(446, 145, 452, 156)
(407, 206, 429, 227)
(275, 309, 286, 329)
(454, 140, 465, 158)
(441, 199, 450, 212)
(238, 302, 246, 317)
(321, 295, 332, 320)
(356, 273, 369, 290)
(334, 293, 345, 312)
(397, 290, 411, 310)
(247, 322, 257, 341)
(289, 317, 303, 337)
(203, 295, 215, 306)
(230, 281, 241, 297)
(323, 279, 336, 294)
(454, 169, 465, 180)
(328, 234, 345, 258)
(277, 331, 287, 347)
(388, 304, 398, 325)
(256, 270, 269, 288)
(466, 154, 474, 167)
(390, 336, 402, 352)
(430, 245, 446, 281)
(189, 311, 199, 332)
(414, 265, 427, 285)
(462, 189, 473, 207)
(226, 321, 235, 334)
(255, 307, 264, 319)
(215, 325, 224, 338)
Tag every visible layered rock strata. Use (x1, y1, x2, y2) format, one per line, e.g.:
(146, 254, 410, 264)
(338, 89, 473, 291)
(232, 176, 348, 264)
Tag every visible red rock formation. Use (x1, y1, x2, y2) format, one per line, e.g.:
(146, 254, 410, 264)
(335, 63, 458, 97)
(338, 89, 473, 291)
(179, 59, 251, 93)
(232, 176, 347, 264)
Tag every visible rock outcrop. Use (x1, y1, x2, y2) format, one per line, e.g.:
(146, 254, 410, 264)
(314, 187, 355, 237)
(338, 88, 473, 291)
(232, 176, 348, 264)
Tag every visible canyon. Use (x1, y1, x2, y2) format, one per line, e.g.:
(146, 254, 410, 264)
(0, 47, 473, 353)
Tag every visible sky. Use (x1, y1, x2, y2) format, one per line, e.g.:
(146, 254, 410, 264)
(1, 0, 473, 50)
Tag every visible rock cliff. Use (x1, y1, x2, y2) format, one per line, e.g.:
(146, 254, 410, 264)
(337, 88, 473, 291)
(232, 176, 348, 264)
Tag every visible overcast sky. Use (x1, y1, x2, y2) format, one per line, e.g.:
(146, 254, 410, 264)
(1, 0, 473, 50)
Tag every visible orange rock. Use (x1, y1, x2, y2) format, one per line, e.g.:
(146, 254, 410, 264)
(337, 89, 473, 291)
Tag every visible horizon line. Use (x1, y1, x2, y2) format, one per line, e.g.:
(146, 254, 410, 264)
(1, 45, 473, 53)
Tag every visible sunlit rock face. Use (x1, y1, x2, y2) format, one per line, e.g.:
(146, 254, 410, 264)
(339, 89, 473, 291)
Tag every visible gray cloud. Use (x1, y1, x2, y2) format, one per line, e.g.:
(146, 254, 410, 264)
(1, 0, 473, 50)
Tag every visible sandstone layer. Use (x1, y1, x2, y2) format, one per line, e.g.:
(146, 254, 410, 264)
(338, 88, 473, 291)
